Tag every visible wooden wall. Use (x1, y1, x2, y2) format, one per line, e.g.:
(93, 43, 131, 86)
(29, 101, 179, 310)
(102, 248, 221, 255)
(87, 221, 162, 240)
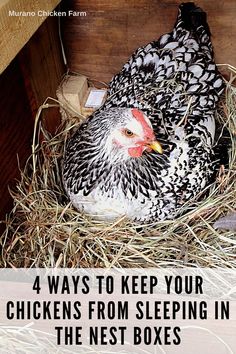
(18, 15, 65, 132)
(62, 0, 236, 83)
(0, 59, 33, 226)
(0, 15, 65, 227)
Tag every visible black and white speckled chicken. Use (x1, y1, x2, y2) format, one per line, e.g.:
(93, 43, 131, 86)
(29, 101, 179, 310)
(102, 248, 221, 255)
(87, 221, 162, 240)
(63, 2, 224, 222)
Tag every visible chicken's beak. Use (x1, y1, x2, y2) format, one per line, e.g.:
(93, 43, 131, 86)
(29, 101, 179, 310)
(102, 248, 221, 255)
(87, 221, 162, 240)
(148, 141, 163, 154)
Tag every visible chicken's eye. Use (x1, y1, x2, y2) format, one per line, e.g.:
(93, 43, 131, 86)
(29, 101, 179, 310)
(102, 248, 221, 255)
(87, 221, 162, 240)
(123, 129, 135, 137)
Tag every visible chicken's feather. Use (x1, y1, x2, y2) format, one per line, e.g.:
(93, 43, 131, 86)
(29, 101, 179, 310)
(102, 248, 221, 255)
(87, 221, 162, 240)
(63, 3, 225, 222)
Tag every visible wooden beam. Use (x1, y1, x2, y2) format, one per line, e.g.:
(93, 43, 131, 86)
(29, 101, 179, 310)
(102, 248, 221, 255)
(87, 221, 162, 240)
(0, 0, 61, 74)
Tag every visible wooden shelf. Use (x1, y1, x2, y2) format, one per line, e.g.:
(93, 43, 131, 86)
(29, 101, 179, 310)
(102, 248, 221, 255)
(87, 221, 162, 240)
(0, 0, 61, 74)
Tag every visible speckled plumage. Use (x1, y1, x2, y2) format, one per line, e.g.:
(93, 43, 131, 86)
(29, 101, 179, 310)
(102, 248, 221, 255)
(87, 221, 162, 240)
(63, 2, 224, 222)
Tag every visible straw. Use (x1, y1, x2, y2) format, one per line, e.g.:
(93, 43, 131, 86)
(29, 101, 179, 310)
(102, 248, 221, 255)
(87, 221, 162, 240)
(0, 66, 235, 268)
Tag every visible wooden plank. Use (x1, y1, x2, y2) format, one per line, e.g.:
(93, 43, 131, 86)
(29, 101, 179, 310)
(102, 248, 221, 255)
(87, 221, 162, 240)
(62, 0, 236, 83)
(0, 58, 34, 231)
(0, 15, 65, 230)
(0, 0, 61, 74)
(18, 15, 65, 133)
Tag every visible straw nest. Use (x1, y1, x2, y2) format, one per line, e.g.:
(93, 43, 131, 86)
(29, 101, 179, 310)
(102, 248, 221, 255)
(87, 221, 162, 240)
(1, 66, 236, 268)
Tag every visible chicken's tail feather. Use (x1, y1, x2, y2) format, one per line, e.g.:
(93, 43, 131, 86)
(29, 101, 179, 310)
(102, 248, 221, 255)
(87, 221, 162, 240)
(178, 2, 211, 36)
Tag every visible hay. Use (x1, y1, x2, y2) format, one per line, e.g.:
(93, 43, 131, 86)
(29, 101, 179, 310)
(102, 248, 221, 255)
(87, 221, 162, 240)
(0, 66, 236, 268)
(0, 325, 100, 354)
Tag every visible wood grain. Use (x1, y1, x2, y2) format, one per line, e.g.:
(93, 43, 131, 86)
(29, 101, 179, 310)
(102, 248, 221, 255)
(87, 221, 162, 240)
(0, 0, 61, 74)
(0, 14, 65, 231)
(62, 0, 236, 83)
(0, 58, 34, 230)
(18, 15, 65, 133)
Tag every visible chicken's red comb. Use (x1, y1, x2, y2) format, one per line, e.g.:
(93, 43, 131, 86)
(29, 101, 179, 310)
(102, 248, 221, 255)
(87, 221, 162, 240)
(131, 108, 154, 139)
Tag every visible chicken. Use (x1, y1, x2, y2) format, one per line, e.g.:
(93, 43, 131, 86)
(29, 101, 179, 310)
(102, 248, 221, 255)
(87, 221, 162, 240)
(63, 2, 224, 222)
